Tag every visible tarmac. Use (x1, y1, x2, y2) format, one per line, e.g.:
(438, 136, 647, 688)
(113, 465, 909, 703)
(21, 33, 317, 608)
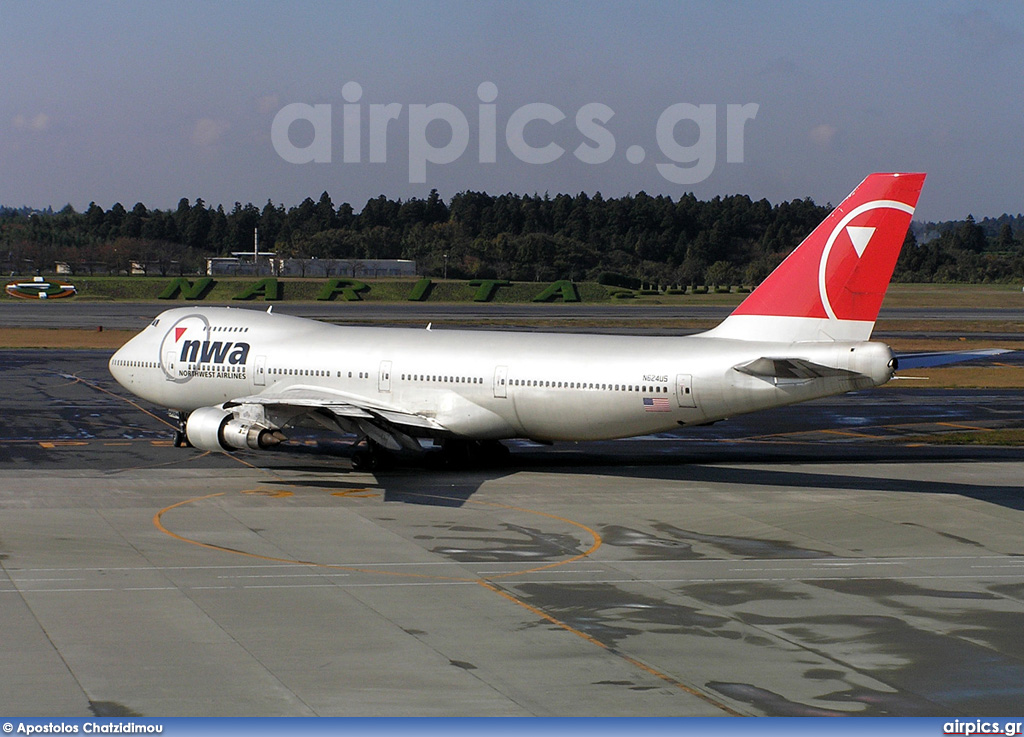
(4, 300, 1024, 333)
(2, 345, 1024, 716)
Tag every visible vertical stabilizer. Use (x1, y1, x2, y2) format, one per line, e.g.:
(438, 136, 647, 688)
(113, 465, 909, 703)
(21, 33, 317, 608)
(705, 172, 925, 342)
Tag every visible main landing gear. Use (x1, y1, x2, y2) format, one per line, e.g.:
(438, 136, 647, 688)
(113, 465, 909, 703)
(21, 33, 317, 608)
(348, 438, 512, 472)
(434, 438, 509, 466)
(425, 439, 510, 470)
(170, 411, 192, 448)
(350, 439, 388, 471)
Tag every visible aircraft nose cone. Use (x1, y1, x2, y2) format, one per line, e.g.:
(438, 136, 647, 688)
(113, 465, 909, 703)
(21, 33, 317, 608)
(108, 345, 130, 388)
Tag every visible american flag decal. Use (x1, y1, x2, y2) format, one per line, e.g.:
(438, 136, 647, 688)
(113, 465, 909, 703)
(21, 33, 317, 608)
(643, 397, 670, 412)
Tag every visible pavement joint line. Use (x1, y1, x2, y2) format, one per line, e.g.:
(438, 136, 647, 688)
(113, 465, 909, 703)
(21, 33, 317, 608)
(8, 554, 1022, 574)
(222, 573, 353, 579)
(12, 572, 1024, 595)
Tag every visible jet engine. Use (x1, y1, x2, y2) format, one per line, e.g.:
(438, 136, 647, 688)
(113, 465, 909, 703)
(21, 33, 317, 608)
(185, 406, 286, 452)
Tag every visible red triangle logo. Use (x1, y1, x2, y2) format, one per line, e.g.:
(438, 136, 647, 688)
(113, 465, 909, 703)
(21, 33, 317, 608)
(174, 327, 187, 342)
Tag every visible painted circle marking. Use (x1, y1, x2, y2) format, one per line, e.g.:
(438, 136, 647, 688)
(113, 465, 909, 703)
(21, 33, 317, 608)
(160, 313, 211, 382)
(154, 489, 602, 582)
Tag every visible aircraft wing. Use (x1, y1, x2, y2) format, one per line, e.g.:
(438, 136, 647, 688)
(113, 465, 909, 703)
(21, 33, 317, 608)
(223, 385, 449, 452)
(893, 348, 1012, 370)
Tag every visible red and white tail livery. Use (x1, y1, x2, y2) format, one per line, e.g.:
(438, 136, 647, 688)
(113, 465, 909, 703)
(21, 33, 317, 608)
(709, 172, 925, 342)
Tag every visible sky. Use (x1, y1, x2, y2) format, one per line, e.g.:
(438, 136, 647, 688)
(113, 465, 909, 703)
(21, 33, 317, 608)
(2, 0, 1023, 222)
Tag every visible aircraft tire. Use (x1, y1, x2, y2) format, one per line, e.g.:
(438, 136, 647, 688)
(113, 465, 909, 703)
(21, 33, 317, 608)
(351, 449, 377, 471)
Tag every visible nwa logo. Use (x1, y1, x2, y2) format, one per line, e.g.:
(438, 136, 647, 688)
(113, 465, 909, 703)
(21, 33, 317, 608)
(160, 315, 249, 383)
(178, 333, 250, 364)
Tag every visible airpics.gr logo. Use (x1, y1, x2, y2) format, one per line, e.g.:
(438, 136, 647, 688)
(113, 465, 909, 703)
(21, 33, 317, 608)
(943, 720, 1023, 736)
(160, 315, 249, 383)
(818, 199, 915, 322)
(271, 81, 759, 186)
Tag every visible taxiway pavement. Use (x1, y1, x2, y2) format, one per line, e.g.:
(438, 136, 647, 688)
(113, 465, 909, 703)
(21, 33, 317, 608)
(2, 350, 1024, 716)
(3, 301, 1024, 334)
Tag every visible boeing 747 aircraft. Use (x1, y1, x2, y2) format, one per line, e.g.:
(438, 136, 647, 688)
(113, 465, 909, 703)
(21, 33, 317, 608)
(109, 173, 925, 469)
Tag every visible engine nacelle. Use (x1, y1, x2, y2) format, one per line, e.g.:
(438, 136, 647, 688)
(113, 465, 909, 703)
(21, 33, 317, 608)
(184, 406, 285, 452)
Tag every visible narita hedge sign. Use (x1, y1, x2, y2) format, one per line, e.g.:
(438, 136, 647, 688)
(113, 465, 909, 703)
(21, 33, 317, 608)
(157, 278, 581, 303)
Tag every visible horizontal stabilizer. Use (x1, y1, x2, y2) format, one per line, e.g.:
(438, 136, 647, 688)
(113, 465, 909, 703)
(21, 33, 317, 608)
(894, 348, 1012, 370)
(735, 356, 859, 381)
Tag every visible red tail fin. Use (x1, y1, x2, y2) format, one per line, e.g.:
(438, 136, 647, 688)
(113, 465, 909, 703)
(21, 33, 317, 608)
(708, 172, 925, 342)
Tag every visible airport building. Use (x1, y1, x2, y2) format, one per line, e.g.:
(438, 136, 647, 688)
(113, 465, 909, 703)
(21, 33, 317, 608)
(206, 256, 417, 278)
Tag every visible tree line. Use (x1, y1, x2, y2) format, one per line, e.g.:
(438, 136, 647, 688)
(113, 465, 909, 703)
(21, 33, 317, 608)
(2, 190, 1022, 285)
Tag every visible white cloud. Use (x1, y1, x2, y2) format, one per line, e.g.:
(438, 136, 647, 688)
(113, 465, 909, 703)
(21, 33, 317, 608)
(809, 124, 838, 150)
(191, 117, 231, 147)
(13, 112, 50, 132)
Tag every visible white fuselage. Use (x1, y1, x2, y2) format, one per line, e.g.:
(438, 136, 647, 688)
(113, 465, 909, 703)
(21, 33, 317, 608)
(109, 306, 894, 443)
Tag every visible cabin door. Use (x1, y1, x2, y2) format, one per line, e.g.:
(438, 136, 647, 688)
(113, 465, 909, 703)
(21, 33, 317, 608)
(676, 373, 696, 408)
(493, 366, 508, 398)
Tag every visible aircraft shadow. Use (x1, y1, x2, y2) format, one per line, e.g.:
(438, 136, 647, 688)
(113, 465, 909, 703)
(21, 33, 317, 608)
(254, 439, 1024, 511)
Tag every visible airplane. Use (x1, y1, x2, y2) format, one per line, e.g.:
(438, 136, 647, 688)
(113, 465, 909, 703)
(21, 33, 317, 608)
(110, 172, 929, 470)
